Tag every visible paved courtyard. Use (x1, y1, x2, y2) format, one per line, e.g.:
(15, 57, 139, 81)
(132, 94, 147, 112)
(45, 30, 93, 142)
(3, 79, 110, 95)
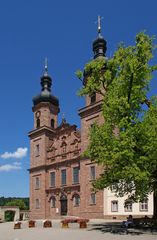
(0, 219, 156, 240)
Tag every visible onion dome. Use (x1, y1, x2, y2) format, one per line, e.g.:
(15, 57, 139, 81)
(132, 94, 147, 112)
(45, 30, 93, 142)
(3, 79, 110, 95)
(92, 16, 107, 59)
(33, 59, 59, 107)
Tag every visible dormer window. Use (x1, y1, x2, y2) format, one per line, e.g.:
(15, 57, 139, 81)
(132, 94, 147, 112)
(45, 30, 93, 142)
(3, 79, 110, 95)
(90, 93, 96, 104)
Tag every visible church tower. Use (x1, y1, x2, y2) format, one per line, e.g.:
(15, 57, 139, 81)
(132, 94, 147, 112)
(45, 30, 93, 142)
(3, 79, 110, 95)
(79, 16, 107, 218)
(79, 16, 107, 152)
(32, 59, 60, 130)
(28, 61, 60, 219)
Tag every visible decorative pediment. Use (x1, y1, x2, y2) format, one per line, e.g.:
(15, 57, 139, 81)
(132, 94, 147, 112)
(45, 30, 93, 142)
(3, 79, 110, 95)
(73, 130, 81, 139)
(60, 141, 67, 147)
(71, 138, 79, 145)
(61, 135, 66, 141)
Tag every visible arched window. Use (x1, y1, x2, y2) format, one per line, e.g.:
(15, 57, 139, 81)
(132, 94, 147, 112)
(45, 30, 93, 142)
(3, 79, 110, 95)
(36, 118, 40, 128)
(51, 119, 55, 128)
(73, 194, 80, 206)
(50, 197, 56, 208)
(90, 93, 96, 104)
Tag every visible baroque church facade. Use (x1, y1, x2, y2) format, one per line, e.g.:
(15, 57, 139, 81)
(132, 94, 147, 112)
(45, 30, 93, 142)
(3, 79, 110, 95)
(29, 26, 153, 219)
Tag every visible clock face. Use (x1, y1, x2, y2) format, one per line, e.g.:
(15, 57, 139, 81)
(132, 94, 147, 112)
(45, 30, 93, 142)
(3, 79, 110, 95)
(36, 111, 41, 118)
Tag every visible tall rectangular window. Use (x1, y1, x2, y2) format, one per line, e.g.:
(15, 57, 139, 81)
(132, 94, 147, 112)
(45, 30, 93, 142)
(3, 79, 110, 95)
(50, 172, 55, 187)
(90, 166, 96, 180)
(111, 201, 118, 212)
(35, 199, 40, 209)
(35, 177, 40, 189)
(139, 199, 148, 211)
(61, 169, 66, 185)
(35, 144, 40, 156)
(73, 167, 79, 184)
(90, 193, 96, 205)
(124, 201, 132, 212)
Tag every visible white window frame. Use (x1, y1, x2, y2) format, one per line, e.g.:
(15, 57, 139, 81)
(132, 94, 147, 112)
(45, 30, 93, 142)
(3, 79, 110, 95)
(124, 201, 133, 212)
(139, 199, 148, 211)
(111, 200, 118, 212)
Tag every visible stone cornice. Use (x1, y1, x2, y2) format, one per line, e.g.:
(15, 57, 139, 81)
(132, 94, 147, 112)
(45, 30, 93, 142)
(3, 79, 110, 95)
(78, 100, 103, 118)
(28, 156, 80, 173)
(46, 157, 80, 169)
(28, 124, 80, 139)
(28, 164, 46, 173)
(46, 184, 80, 195)
(32, 102, 60, 114)
(28, 126, 55, 139)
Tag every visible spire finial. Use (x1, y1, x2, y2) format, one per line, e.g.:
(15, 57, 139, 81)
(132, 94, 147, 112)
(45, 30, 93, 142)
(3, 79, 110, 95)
(93, 15, 106, 59)
(61, 112, 66, 124)
(44, 57, 48, 76)
(98, 15, 101, 34)
(62, 112, 65, 119)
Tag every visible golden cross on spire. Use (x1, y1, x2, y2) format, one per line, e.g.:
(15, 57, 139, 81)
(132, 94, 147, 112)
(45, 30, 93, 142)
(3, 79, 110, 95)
(98, 15, 101, 34)
(96, 15, 104, 34)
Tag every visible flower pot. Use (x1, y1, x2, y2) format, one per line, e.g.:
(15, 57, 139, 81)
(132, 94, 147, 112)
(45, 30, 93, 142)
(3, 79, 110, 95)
(79, 221, 87, 228)
(28, 220, 35, 228)
(14, 222, 21, 229)
(62, 222, 69, 228)
(43, 220, 52, 228)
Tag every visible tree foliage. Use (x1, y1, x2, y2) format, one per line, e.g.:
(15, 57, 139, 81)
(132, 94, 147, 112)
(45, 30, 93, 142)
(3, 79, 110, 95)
(0, 197, 29, 210)
(5, 199, 27, 210)
(77, 32, 157, 204)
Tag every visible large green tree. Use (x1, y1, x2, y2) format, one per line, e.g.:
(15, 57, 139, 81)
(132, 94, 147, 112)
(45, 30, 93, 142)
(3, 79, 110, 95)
(6, 199, 27, 210)
(77, 32, 157, 216)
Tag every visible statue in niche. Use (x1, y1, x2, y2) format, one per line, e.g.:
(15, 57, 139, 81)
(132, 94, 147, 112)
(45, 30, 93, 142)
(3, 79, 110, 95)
(47, 139, 54, 152)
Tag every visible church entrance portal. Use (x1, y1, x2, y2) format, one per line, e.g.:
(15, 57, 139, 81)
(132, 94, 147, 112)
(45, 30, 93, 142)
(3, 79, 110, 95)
(60, 194, 67, 215)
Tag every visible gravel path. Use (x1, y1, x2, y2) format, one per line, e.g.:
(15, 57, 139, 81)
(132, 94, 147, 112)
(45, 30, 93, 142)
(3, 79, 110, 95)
(0, 220, 156, 240)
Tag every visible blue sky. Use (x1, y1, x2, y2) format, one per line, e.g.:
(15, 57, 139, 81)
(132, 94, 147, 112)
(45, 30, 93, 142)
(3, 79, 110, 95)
(0, 0, 157, 197)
